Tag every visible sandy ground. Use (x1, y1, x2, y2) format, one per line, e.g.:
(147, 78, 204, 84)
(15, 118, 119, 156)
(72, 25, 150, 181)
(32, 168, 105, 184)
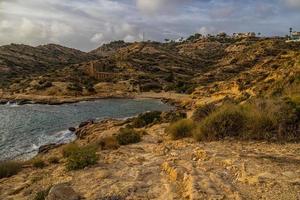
(1, 120, 299, 200)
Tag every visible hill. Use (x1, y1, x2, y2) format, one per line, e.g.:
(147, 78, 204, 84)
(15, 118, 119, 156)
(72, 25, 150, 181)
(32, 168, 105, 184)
(0, 36, 299, 105)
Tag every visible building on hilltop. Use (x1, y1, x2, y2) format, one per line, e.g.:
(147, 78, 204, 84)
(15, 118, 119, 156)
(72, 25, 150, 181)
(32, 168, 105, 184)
(233, 32, 256, 38)
(286, 28, 300, 43)
(291, 32, 300, 41)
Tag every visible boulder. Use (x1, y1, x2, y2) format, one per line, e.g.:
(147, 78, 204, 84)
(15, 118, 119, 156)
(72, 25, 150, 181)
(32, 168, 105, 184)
(46, 183, 80, 200)
(38, 143, 61, 154)
(79, 119, 94, 128)
(68, 127, 76, 132)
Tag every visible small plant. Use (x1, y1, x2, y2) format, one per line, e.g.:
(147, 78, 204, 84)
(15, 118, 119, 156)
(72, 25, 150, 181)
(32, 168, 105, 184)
(0, 161, 22, 179)
(32, 158, 46, 169)
(34, 187, 51, 200)
(132, 111, 162, 128)
(62, 143, 80, 158)
(166, 119, 195, 140)
(48, 156, 60, 164)
(116, 128, 141, 145)
(66, 145, 98, 171)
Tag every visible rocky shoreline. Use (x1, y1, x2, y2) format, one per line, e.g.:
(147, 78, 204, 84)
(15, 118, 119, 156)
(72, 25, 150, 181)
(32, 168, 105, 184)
(0, 92, 190, 106)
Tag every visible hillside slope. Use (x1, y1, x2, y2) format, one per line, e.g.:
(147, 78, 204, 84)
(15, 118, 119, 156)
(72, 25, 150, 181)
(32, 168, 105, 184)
(0, 37, 299, 105)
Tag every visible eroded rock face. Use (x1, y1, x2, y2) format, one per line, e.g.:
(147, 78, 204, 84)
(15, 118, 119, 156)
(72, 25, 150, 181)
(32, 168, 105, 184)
(46, 183, 80, 200)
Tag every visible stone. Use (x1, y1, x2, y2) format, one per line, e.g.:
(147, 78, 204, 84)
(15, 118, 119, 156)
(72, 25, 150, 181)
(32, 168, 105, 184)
(38, 143, 61, 154)
(46, 183, 80, 200)
(79, 119, 94, 128)
(68, 127, 76, 132)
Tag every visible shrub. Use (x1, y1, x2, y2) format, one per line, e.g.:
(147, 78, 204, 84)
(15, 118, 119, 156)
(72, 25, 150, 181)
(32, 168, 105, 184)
(116, 128, 141, 145)
(48, 157, 60, 164)
(0, 161, 22, 179)
(192, 103, 216, 122)
(34, 187, 51, 200)
(161, 110, 187, 123)
(62, 143, 80, 158)
(66, 145, 98, 171)
(98, 136, 120, 150)
(166, 119, 195, 140)
(193, 104, 247, 141)
(32, 158, 46, 169)
(193, 99, 300, 141)
(67, 82, 82, 91)
(132, 111, 162, 128)
(242, 99, 300, 140)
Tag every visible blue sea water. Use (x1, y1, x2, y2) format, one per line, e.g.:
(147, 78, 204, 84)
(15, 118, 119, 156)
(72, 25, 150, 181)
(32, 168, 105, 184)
(0, 99, 172, 160)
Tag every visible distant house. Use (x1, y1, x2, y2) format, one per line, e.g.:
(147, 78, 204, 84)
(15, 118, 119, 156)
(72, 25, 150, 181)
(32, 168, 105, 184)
(233, 32, 256, 38)
(291, 32, 300, 41)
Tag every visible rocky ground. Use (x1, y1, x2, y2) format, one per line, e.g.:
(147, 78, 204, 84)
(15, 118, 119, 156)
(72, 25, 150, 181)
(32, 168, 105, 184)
(1, 120, 299, 200)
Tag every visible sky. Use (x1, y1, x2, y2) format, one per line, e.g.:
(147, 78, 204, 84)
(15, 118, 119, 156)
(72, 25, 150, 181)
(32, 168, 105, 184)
(0, 0, 300, 51)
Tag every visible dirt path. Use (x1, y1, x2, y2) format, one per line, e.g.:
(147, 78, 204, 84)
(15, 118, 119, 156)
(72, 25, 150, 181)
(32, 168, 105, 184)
(0, 122, 299, 199)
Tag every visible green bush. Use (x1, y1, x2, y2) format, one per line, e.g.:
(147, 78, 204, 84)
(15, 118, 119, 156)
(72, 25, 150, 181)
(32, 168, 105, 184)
(116, 128, 141, 145)
(48, 157, 60, 164)
(242, 99, 299, 140)
(62, 143, 79, 158)
(66, 145, 98, 171)
(192, 103, 216, 122)
(193, 99, 300, 141)
(32, 158, 46, 169)
(166, 119, 195, 140)
(132, 111, 162, 128)
(193, 104, 246, 141)
(0, 161, 22, 179)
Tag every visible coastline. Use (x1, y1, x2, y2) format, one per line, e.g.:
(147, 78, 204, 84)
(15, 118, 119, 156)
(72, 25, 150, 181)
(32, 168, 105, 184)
(0, 94, 181, 161)
(0, 91, 192, 106)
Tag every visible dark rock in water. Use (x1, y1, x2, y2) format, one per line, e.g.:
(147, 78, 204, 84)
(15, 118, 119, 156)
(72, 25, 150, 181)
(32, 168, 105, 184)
(46, 183, 80, 200)
(16, 99, 31, 105)
(68, 127, 76, 132)
(0, 100, 8, 105)
(79, 119, 94, 128)
(38, 143, 61, 154)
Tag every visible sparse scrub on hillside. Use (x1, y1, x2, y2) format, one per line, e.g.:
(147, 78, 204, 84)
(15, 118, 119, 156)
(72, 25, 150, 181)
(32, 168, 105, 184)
(0, 161, 22, 179)
(67, 82, 83, 92)
(32, 158, 46, 169)
(116, 128, 141, 145)
(34, 187, 51, 200)
(166, 119, 195, 140)
(65, 145, 98, 171)
(98, 136, 120, 150)
(192, 99, 300, 141)
(48, 156, 60, 164)
(132, 111, 162, 128)
(62, 143, 79, 158)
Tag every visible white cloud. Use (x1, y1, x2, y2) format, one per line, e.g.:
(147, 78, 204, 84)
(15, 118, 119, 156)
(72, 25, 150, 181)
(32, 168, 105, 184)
(0, 0, 299, 51)
(136, 0, 183, 15)
(91, 33, 104, 43)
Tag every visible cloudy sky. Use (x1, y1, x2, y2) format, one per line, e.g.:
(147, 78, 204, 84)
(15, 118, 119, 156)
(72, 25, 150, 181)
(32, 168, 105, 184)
(0, 0, 300, 51)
